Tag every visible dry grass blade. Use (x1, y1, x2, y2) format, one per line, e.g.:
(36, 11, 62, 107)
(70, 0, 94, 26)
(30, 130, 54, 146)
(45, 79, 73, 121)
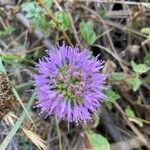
(22, 128, 47, 150)
(3, 111, 18, 126)
(0, 93, 36, 150)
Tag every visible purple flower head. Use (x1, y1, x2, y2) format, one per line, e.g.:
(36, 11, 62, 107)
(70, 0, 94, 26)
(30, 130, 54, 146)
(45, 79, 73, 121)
(34, 43, 107, 124)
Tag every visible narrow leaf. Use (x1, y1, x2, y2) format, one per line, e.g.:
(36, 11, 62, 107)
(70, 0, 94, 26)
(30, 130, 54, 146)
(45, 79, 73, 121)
(0, 93, 36, 150)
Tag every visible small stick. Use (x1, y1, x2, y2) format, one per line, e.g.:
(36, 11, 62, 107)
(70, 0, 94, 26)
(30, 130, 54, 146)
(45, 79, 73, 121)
(114, 102, 150, 149)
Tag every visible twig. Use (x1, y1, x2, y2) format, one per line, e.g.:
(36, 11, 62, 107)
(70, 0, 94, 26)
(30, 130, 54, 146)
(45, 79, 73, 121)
(96, 27, 113, 41)
(0, 40, 8, 49)
(93, 44, 129, 66)
(53, 0, 63, 11)
(0, 16, 6, 28)
(73, 0, 150, 8)
(5, 30, 28, 51)
(69, 13, 82, 48)
(78, 5, 129, 72)
(77, 5, 146, 38)
(111, 136, 146, 150)
(114, 102, 150, 149)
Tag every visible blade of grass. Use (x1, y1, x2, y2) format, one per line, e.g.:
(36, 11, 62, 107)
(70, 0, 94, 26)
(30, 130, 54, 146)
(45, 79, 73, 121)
(0, 58, 6, 73)
(0, 93, 36, 150)
(12, 87, 36, 129)
(0, 58, 36, 129)
(15, 81, 33, 89)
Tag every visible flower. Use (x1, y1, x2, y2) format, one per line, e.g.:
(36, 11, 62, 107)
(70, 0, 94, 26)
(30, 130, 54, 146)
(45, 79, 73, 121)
(34, 43, 107, 124)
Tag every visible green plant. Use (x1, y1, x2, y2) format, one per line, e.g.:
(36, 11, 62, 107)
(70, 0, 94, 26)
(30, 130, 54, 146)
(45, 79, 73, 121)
(22, 1, 71, 35)
(125, 106, 143, 127)
(110, 61, 150, 92)
(105, 88, 120, 109)
(88, 131, 110, 150)
(127, 61, 150, 91)
(22, 1, 51, 34)
(79, 21, 96, 45)
(141, 27, 150, 45)
(49, 10, 71, 31)
(0, 26, 15, 37)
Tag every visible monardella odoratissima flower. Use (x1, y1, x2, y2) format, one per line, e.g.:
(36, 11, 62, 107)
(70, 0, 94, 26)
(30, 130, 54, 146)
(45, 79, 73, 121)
(34, 44, 107, 125)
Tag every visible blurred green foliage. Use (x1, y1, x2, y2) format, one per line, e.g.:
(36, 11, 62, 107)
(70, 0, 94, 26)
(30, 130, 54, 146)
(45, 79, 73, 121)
(125, 106, 143, 127)
(125, 106, 136, 118)
(109, 61, 150, 92)
(144, 52, 150, 64)
(127, 77, 142, 92)
(131, 61, 150, 74)
(49, 10, 71, 31)
(110, 72, 125, 81)
(141, 27, 150, 39)
(0, 26, 15, 37)
(79, 21, 96, 45)
(22, 2, 51, 34)
(21, 1, 71, 34)
(88, 131, 110, 150)
(105, 88, 120, 109)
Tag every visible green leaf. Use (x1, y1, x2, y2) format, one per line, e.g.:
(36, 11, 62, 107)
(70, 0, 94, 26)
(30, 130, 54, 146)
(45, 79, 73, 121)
(32, 16, 50, 34)
(0, 58, 6, 73)
(106, 88, 120, 103)
(88, 131, 110, 150)
(125, 106, 136, 118)
(50, 10, 71, 31)
(143, 75, 150, 83)
(22, 2, 41, 18)
(43, 0, 53, 8)
(144, 53, 150, 64)
(22, 2, 35, 12)
(0, 53, 24, 61)
(0, 26, 15, 38)
(105, 88, 120, 109)
(79, 21, 96, 45)
(127, 77, 142, 91)
(22, 2, 50, 34)
(110, 72, 125, 81)
(131, 61, 149, 73)
(141, 27, 150, 34)
(56, 10, 71, 31)
(147, 34, 150, 39)
(105, 101, 113, 109)
(125, 106, 143, 127)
